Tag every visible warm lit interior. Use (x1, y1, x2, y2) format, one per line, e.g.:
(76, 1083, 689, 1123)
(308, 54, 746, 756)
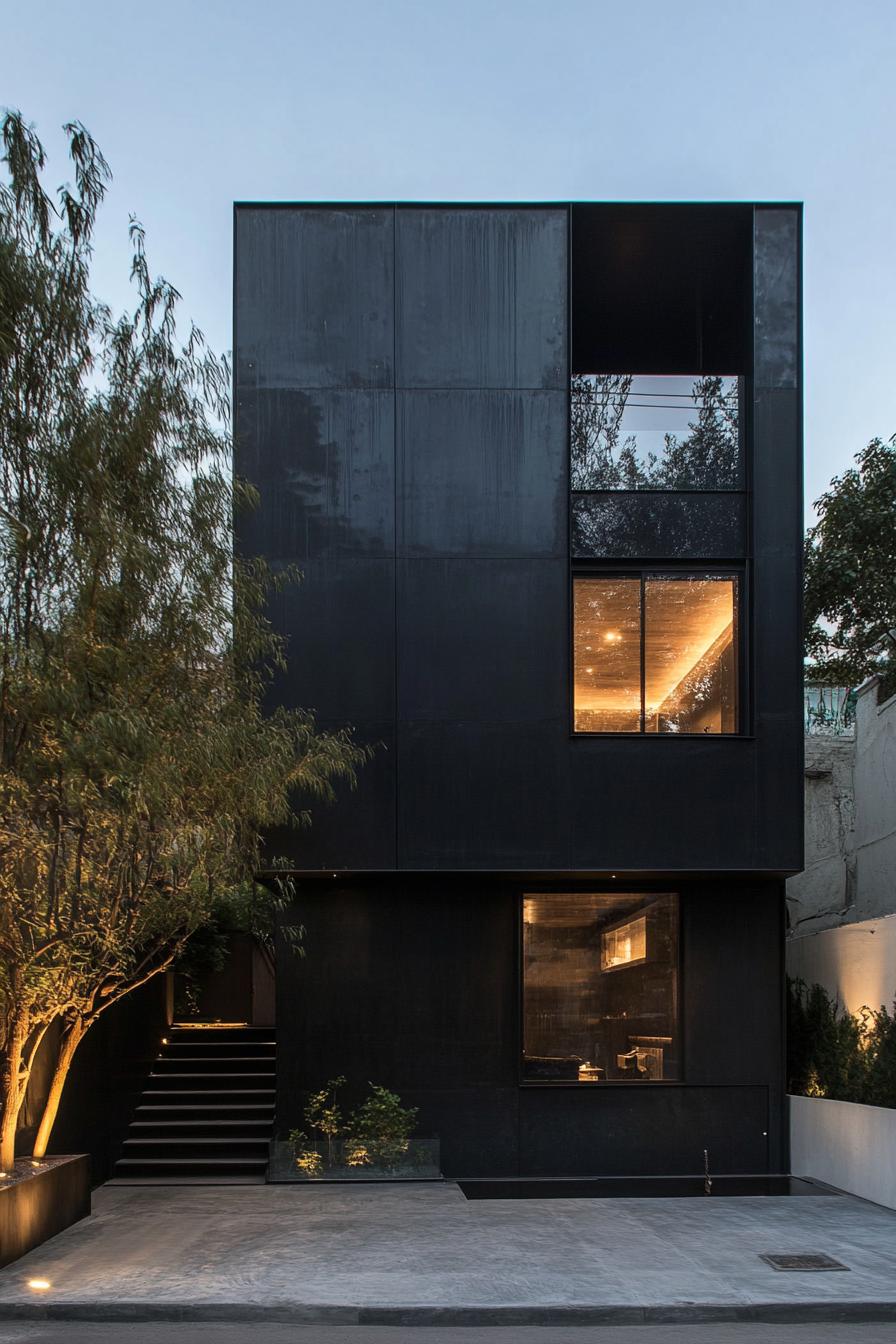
(601, 915, 647, 970)
(523, 893, 678, 1082)
(573, 575, 738, 734)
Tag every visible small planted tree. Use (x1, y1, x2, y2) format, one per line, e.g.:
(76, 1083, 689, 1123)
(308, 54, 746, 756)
(0, 112, 368, 1170)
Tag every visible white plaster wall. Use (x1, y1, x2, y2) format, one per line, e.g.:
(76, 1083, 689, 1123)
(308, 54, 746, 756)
(787, 914, 896, 1014)
(790, 1093, 896, 1210)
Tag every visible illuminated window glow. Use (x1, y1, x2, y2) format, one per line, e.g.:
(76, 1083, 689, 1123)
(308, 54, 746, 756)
(573, 573, 738, 734)
(601, 915, 647, 970)
(523, 893, 679, 1083)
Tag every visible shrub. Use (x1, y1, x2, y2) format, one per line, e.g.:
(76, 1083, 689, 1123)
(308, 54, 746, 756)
(787, 977, 896, 1107)
(289, 1078, 418, 1172)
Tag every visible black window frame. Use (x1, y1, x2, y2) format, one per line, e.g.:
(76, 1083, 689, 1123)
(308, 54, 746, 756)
(570, 564, 747, 737)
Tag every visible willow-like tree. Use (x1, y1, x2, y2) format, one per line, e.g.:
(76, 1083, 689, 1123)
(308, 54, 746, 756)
(0, 112, 368, 1170)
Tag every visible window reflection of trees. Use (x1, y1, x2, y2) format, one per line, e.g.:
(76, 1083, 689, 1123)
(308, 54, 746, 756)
(570, 374, 740, 491)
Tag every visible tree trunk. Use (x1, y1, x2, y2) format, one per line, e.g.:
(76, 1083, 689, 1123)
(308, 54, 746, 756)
(31, 1018, 86, 1160)
(0, 1022, 26, 1171)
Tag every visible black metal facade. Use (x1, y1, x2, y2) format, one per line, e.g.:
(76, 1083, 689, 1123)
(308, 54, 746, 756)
(234, 202, 802, 1176)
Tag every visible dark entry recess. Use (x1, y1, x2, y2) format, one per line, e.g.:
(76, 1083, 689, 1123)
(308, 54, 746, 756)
(570, 204, 753, 376)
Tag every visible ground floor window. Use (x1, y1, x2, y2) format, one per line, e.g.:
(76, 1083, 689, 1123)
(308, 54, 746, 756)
(522, 892, 679, 1083)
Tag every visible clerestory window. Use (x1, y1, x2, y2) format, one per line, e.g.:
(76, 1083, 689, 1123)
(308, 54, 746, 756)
(570, 374, 743, 493)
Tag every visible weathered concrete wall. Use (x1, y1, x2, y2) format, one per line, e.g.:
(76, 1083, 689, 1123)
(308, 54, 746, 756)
(787, 679, 896, 1008)
(786, 735, 855, 935)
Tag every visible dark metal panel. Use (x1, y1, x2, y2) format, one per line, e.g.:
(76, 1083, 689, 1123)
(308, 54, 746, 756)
(572, 492, 747, 559)
(397, 722, 571, 869)
(568, 740, 757, 872)
(266, 559, 395, 722)
(403, 1088, 519, 1177)
(683, 885, 783, 1085)
(236, 389, 395, 561)
(275, 883, 518, 1117)
(751, 382, 803, 872)
(754, 208, 800, 389)
(752, 390, 803, 713)
(235, 206, 394, 390)
(262, 721, 396, 871)
(395, 208, 567, 389)
(397, 391, 566, 557)
(398, 559, 567, 723)
(754, 716, 804, 871)
(518, 1085, 769, 1176)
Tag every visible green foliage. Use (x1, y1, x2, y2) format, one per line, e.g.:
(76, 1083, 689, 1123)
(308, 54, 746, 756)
(290, 1078, 419, 1173)
(347, 1084, 418, 1170)
(174, 873, 303, 1016)
(787, 977, 896, 1108)
(804, 437, 896, 693)
(0, 111, 369, 1162)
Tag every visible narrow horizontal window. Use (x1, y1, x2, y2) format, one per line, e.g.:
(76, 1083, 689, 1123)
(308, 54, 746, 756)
(522, 892, 679, 1083)
(573, 573, 739, 734)
(570, 374, 742, 492)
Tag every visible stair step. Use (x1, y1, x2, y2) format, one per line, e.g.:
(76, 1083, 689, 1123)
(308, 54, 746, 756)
(132, 1120, 272, 1129)
(114, 1025, 277, 1185)
(139, 1092, 275, 1104)
(136, 1104, 274, 1113)
(124, 1137, 269, 1146)
(155, 1055, 275, 1062)
(164, 1041, 276, 1049)
(114, 1158, 268, 1169)
(106, 1176, 267, 1186)
(148, 1073, 274, 1081)
(168, 1027, 275, 1043)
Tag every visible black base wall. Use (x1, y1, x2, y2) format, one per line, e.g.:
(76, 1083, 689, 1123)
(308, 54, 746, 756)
(276, 877, 785, 1178)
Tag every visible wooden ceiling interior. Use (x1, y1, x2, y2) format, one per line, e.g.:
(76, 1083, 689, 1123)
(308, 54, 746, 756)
(573, 576, 735, 714)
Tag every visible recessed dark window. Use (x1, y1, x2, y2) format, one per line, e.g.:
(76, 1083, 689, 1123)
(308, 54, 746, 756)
(571, 375, 742, 491)
(573, 573, 739, 734)
(522, 892, 679, 1083)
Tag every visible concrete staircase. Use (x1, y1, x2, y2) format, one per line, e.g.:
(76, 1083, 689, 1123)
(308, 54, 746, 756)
(108, 1024, 275, 1185)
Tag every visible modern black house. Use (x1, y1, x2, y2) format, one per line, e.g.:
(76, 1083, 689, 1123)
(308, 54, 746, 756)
(234, 202, 802, 1179)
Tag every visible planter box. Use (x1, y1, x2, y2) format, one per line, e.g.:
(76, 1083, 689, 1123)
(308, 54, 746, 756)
(0, 1154, 91, 1269)
(790, 1093, 896, 1210)
(268, 1137, 441, 1182)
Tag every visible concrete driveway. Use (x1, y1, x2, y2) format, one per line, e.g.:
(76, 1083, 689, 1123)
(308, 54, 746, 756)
(1, 1182, 895, 1325)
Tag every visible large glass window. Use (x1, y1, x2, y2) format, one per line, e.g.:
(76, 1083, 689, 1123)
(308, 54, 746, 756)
(522, 892, 679, 1083)
(570, 374, 742, 491)
(573, 573, 739, 734)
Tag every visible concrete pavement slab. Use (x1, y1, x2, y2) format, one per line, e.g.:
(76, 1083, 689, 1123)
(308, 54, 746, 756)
(0, 1183, 895, 1324)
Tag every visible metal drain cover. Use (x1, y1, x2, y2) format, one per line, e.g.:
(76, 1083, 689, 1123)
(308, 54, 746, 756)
(760, 1253, 850, 1272)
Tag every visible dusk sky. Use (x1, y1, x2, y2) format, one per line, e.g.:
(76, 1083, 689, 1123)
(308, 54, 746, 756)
(4, 0, 895, 512)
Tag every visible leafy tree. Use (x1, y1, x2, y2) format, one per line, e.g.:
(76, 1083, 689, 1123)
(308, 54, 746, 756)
(804, 436, 896, 694)
(0, 112, 367, 1170)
